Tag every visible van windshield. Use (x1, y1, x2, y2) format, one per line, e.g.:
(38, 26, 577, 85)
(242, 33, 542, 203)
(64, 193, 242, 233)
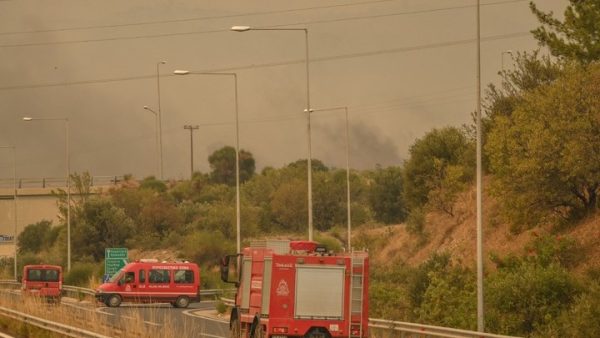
(108, 269, 124, 283)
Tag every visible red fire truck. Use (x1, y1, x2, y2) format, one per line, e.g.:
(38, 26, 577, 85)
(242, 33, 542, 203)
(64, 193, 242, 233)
(221, 240, 369, 338)
(95, 260, 200, 308)
(21, 264, 63, 302)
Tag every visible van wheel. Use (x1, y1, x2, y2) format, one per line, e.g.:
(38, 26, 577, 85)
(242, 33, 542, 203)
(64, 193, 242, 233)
(107, 294, 122, 307)
(174, 296, 190, 308)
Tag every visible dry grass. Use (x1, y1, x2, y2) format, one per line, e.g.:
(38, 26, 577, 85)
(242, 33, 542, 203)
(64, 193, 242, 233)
(366, 180, 600, 272)
(0, 293, 206, 337)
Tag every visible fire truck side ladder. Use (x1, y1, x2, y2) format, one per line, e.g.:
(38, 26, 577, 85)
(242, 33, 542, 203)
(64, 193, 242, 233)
(349, 254, 365, 338)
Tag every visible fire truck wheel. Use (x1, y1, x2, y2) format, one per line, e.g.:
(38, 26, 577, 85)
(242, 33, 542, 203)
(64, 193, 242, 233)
(230, 318, 241, 338)
(252, 323, 265, 338)
(174, 296, 190, 308)
(304, 328, 332, 338)
(107, 294, 122, 307)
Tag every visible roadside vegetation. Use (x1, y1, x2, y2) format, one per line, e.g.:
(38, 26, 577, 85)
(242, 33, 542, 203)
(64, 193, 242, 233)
(2, 1, 599, 337)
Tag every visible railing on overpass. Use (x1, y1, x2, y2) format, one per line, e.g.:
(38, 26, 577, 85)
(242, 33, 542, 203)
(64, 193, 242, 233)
(0, 176, 125, 189)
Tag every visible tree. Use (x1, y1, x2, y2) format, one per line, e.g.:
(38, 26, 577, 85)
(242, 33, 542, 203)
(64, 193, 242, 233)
(403, 127, 474, 214)
(208, 146, 255, 185)
(530, 0, 600, 63)
(486, 63, 600, 227)
(368, 166, 406, 224)
(313, 170, 346, 231)
(270, 178, 307, 232)
(17, 220, 58, 255)
(138, 194, 183, 236)
(72, 198, 134, 261)
(485, 50, 563, 120)
(286, 158, 328, 172)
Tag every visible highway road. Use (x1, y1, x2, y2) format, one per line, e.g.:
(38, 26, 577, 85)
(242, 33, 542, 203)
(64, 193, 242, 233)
(64, 298, 231, 337)
(1, 288, 230, 337)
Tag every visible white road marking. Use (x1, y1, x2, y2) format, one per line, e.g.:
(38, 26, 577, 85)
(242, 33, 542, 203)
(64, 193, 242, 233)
(183, 309, 228, 323)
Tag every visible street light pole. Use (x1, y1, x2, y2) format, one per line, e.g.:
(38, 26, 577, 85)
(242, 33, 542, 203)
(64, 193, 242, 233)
(143, 105, 161, 177)
(22, 117, 71, 272)
(476, 0, 485, 332)
(231, 25, 314, 241)
(183, 125, 199, 179)
(156, 61, 167, 180)
(0, 145, 17, 279)
(307, 106, 352, 251)
(173, 70, 241, 253)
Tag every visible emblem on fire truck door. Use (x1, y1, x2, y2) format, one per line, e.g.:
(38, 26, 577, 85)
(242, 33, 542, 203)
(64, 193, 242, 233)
(275, 279, 289, 296)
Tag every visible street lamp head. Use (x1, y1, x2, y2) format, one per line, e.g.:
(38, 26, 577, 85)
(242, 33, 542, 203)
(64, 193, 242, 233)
(160, 61, 167, 64)
(143, 106, 149, 110)
(22, 117, 33, 121)
(173, 70, 190, 75)
(231, 25, 251, 32)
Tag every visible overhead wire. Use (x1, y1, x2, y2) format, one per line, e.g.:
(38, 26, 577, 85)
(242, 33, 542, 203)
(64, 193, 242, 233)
(0, 31, 530, 92)
(0, 0, 529, 48)
(0, 0, 399, 35)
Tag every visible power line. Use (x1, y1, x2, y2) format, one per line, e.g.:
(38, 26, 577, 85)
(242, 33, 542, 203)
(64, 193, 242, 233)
(0, 0, 528, 48)
(0, 0, 398, 36)
(0, 31, 531, 92)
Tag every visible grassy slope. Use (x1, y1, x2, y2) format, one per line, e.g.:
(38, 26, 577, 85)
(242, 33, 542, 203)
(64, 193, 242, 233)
(368, 183, 600, 274)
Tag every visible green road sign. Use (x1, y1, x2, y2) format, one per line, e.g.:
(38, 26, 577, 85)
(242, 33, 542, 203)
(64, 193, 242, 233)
(105, 248, 128, 259)
(105, 248, 128, 277)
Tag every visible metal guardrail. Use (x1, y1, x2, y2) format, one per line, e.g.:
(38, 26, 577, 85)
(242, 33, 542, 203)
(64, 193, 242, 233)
(0, 306, 111, 338)
(0, 280, 19, 286)
(220, 297, 521, 338)
(63, 285, 96, 298)
(0, 176, 125, 189)
(369, 319, 521, 338)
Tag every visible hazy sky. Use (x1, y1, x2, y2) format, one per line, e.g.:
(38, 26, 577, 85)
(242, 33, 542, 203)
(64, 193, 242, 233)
(0, 0, 567, 182)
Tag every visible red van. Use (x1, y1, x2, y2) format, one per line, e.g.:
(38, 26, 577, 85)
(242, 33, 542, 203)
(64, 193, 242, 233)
(95, 260, 200, 308)
(21, 264, 63, 302)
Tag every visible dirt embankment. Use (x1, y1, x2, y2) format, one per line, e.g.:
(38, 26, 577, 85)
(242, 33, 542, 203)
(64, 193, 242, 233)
(368, 185, 600, 273)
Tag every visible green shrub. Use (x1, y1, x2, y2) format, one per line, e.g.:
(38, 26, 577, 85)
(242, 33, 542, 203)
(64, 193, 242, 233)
(416, 267, 477, 330)
(314, 233, 343, 253)
(216, 300, 228, 314)
(369, 263, 413, 320)
(535, 282, 600, 338)
(64, 262, 97, 286)
(486, 263, 581, 336)
(405, 208, 426, 236)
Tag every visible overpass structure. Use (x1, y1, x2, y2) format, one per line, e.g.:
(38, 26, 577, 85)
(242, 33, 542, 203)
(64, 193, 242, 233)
(0, 176, 121, 257)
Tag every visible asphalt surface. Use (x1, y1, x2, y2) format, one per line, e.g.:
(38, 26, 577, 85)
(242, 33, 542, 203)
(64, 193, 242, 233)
(65, 299, 231, 337)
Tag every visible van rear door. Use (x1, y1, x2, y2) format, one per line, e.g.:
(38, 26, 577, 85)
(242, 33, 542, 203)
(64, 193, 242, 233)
(24, 267, 62, 297)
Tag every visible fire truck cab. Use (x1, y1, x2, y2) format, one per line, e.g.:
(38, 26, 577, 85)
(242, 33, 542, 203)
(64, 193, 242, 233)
(21, 264, 63, 302)
(221, 240, 369, 338)
(95, 260, 200, 308)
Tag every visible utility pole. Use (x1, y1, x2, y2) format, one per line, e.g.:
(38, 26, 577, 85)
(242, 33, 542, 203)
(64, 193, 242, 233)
(183, 125, 199, 179)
